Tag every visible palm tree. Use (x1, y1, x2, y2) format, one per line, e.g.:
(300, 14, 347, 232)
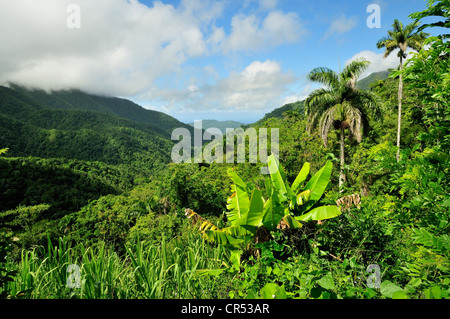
(376, 19, 429, 161)
(305, 58, 380, 189)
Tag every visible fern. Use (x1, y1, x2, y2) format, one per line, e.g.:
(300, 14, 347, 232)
(412, 228, 450, 256)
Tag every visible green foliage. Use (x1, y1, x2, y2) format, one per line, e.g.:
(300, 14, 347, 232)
(412, 228, 450, 256)
(7, 84, 192, 136)
(0, 85, 174, 172)
(64, 188, 155, 254)
(0, 157, 139, 216)
(410, 0, 450, 38)
(401, 37, 450, 150)
(201, 155, 341, 271)
(157, 163, 230, 217)
(251, 100, 304, 127)
(0, 235, 231, 299)
(356, 70, 390, 91)
(0, 232, 18, 299)
(127, 211, 190, 249)
(0, 204, 50, 246)
(1, 2, 449, 301)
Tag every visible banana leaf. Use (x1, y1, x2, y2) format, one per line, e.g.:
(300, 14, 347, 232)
(226, 168, 250, 225)
(296, 205, 341, 222)
(267, 154, 295, 203)
(281, 215, 303, 229)
(303, 161, 333, 210)
(235, 189, 264, 228)
(261, 195, 285, 231)
(291, 162, 311, 194)
(204, 229, 244, 248)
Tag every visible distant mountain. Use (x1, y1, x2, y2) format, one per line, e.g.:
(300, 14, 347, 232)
(356, 70, 390, 91)
(248, 70, 390, 126)
(188, 120, 244, 135)
(8, 84, 192, 137)
(253, 100, 304, 126)
(0, 85, 184, 172)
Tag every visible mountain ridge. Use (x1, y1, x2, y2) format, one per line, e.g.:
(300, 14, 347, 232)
(7, 84, 192, 137)
(247, 70, 391, 126)
(0, 85, 177, 171)
(188, 119, 244, 134)
(356, 70, 390, 91)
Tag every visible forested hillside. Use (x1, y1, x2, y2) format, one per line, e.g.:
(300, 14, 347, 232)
(7, 84, 191, 136)
(188, 120, 244, 134)
(0, 85, 178, 171)
(252, 100, 304, 126)
(356, 70, 390, 90)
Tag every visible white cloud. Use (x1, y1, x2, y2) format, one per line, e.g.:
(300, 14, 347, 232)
(179, 0, 224, 24)
(143, 60, 296, 113)
(0, 0, 210, 96)
(220, 11, 306, 52)
(0, 0, 307, 101)
(325, 14, 358, 38)
(259, 0, 278, 10)
(215, 60, 295, 108)
(345, 49, 412, 79)
(282, 84, 313, 105)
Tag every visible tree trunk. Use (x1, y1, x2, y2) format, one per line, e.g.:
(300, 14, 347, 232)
(396, 56, 403, 162)
(339, 126, 345, 191)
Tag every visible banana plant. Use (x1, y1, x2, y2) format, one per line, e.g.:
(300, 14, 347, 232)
(201, 154, 341, 268)
(267, 154, 341, 227)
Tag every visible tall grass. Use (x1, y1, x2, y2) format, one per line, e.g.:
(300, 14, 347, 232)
(1, 232, 231, 299)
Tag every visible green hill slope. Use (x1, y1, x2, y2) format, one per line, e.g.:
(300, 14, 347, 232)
(0, 157, 138, 218)
(7, 84, 191, 136)
(0, 85, 176, 171)
(188, 119, 244, 135)
(252, 100, 304, 126)
(356, 70, 390, 91)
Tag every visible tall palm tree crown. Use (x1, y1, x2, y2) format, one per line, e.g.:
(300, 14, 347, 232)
(376, 19, 429, 161)
(305, 58, 381, 188)
(376, 19, 428, 59)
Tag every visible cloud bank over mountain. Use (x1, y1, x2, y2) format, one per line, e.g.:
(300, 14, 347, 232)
(0, 0, 432, 122)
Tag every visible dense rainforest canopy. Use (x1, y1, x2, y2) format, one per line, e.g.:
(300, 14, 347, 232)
(0, 1, 448, 301)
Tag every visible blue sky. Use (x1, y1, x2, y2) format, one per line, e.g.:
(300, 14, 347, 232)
(0, 0, 442, 124)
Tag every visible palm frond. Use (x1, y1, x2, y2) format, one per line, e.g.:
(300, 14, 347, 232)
(341, 58, 371, 87)
(404, 20, 420, 37)
(305, 88, 339, 135)
(376, 36, 391, 49)
(392, 19, 403, 33)
(377, 19, 430, 60)
(304, 88, 334, 114)
(407, 31, 431, 51)
(377, 37, 400, 58)
(307, 67, 339, 88)
(344, 104, 363, 143)
(318, 106, 337, 147)
(306, 111, 321, 134)
(353, 89, 383, 121)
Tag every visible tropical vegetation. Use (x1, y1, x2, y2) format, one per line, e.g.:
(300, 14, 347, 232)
(304, 58, 381, 188)
(0, 1, 448, 301)
(376, 19, 430, 161)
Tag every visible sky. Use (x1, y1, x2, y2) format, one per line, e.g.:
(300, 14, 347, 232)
(0, 0, 442, 124)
